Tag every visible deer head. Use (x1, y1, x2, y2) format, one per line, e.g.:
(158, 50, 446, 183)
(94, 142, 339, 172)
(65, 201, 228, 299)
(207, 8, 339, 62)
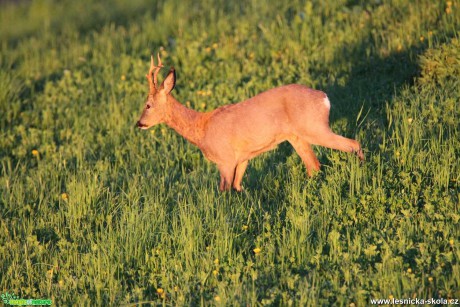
(136, 53, 176, 129)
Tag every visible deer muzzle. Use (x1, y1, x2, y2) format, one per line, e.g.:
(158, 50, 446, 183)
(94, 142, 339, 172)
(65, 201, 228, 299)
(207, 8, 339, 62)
(136, 121, 148, 129)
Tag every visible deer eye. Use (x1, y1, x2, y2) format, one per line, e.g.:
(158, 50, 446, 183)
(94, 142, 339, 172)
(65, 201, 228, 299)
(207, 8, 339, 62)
(146, 104, 151, 109)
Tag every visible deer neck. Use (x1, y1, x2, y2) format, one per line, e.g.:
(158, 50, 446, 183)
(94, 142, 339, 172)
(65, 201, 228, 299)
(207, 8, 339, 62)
(165, 96, 205, 146)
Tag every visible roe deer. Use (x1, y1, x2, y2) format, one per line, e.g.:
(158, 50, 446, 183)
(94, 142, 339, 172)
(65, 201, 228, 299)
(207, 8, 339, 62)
(136, 54, 364, 191)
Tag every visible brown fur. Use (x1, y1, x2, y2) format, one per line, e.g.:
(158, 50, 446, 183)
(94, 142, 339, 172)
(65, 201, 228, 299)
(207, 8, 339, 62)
(137, 59, 364, 191)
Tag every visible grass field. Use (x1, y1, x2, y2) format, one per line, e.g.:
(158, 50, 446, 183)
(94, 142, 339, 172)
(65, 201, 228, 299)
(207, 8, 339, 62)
(0, 0, 459, 305)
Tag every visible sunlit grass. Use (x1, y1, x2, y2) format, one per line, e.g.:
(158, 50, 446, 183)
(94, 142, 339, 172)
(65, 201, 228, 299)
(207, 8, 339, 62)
(0, 0, 459, 305)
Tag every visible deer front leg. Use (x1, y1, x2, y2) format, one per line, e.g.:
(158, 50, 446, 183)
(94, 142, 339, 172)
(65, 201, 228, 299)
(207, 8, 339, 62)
(217, 164, 236, 191)
(233, 160, 248, 192)
(289, 138, 321, 176)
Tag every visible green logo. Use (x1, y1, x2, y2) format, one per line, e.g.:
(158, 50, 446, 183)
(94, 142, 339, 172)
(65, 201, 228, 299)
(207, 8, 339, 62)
(1, 292, 52, 306)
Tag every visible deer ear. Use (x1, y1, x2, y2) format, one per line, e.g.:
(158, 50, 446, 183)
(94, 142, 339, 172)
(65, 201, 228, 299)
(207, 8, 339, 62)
(161, 67, 176, 94)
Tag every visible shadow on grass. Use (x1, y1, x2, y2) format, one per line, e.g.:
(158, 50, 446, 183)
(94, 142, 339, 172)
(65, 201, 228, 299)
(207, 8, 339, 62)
(324, 42, 421, 126)
(1, 0, 160, 47)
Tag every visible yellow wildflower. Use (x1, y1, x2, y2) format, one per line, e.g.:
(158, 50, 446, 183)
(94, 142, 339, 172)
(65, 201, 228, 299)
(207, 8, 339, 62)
(61, 193, 68, 200)
(253, 247, 262, 255)
(32, 149, 39, 156)
(46, 268, 53, 279)
(242, 225, 249, 230)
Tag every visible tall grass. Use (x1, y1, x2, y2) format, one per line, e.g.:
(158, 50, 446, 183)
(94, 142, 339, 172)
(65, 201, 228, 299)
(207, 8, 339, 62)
(1, 0, 459, 305)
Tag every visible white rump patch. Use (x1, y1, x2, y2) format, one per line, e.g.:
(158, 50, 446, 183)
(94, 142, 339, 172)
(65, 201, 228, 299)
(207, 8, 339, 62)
(323, 96, 331, 110)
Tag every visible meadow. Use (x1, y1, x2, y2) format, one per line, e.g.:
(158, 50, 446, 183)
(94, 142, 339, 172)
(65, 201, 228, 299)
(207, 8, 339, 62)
(0, 0, 459, 305)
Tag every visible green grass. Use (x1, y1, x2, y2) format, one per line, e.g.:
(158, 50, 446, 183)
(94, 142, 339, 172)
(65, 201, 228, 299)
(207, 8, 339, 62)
(1, 0, 459, 305)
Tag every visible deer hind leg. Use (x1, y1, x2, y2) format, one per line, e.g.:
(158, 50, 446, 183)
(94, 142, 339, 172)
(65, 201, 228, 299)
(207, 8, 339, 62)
(218, 164, 236, 191)
(289, 138, 321, 176)
(233, 160, 248, 192)
(312, 130, 364, 161)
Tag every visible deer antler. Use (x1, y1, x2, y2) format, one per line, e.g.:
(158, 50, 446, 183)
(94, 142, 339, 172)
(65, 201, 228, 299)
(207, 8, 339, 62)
(146, 53, 163, 93)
